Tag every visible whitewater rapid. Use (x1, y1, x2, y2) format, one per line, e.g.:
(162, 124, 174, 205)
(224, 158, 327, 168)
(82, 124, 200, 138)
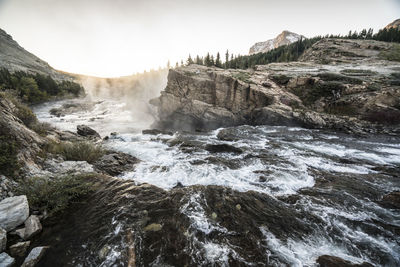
(34, 99, 400, 266)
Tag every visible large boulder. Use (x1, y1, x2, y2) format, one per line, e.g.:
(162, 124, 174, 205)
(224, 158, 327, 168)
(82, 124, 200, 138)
(0, 227, 6, 252)
(0, 195, 29, 232)
(94, 152, 140, 176)
(77, 125, 100, 138)
(22, 246, 48, 267)
(0, 252, 14, 267)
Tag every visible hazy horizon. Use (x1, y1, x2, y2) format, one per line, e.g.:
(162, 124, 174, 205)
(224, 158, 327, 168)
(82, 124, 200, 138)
(0, 0, 399, 77)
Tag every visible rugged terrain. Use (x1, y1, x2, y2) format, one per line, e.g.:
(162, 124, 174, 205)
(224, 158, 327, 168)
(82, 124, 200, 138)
(152, 38, 400, 135)
(249, 30, 303, 54)
(0, 29, 71, 81)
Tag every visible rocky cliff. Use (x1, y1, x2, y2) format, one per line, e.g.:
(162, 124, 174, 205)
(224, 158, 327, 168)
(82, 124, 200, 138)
(0, 28, 71, 81)
(249, 31, 303, 55)
(385, 18, 400, 30)
(152, 38, 400, 134)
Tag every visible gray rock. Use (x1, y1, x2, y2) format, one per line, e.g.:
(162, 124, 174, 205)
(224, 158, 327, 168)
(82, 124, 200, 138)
(0, 227, 6, 252)
(9, 241, 31, 258)
(22, 246, 48, 267)
(0, 252, 15, 267)
(94, 152, 139, 176)
(17, 216, 42, 240)
(0, 195, 29, 232)
(77, 125, 100, 138)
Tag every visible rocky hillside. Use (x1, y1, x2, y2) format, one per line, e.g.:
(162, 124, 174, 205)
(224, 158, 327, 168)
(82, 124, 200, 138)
(0, 28, 71, 81)
(385, 18, 400, 30)
(151, 38, 400, 134)
(249, 31, 303, 55)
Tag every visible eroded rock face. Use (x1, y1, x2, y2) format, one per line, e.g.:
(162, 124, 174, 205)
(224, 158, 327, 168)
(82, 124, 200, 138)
(151, 39, 400, 134)
(249, 31, 303, 55)
(0, 195, 29, 232)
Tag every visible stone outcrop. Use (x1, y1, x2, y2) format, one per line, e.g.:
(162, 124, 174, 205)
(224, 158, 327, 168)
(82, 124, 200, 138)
(16, 215, 42, 240)
(0, 195, 29, 232)
(152, 39, 400, 134)
(249, 31, 303, 54)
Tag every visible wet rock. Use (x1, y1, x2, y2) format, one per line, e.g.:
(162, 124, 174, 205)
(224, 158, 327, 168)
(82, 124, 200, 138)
(0, 252, 14, 267)
(379, 191, 400, 209)
(142, 129, 173, 135)
(205, 156, 241, 169)
(0, 195, 29, 232)
(316, 255, 373, 267)
(77, 125, 100, 138)
(216, 128, 239, 141)
(9, 241, 30, 258)
(98, 245, 111, 260)
(22, 246, 48, 267)
(20, 215, 42, 240)
(144, 223, 162, 232)
(173, 182, 184, 189)
(0, 227, 6, 252)
(258, 176, 267, 182)
(94, 152, 140, 176)
(205, 144, 243, 154)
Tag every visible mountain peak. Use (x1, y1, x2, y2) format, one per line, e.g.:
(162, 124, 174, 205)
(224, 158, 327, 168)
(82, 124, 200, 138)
(385, 18, 400, 30)
(249, 31, 303, 55)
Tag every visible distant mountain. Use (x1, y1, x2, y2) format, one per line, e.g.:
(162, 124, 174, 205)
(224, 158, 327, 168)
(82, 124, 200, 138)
(0, 28, 71, 80)
(385, 19, 400, 30)
(249, 31, 303, 55)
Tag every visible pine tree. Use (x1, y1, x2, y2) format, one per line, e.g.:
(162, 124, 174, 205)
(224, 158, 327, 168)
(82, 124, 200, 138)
(175, 62, 179, 68)
(187, 54, 194, 65)
(167, 60, 171, 69)
(210, 55, 215, 66)
(205, 53, 211, 67)
(215, 52, 222, 68)
(225, 50, 229, 69)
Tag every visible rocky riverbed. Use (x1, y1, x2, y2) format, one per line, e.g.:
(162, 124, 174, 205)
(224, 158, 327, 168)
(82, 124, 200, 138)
(25, 98, 400, 266)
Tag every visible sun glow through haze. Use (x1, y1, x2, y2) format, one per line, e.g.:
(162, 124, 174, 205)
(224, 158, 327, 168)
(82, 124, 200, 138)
(0, 0, 399, 77)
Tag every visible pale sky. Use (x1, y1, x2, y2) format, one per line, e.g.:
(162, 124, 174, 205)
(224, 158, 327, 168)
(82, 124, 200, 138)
(0, 0, 399, 77)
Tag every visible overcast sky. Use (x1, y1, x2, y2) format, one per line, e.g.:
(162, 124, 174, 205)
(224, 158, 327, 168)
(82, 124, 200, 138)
(0, 0, 399, 77)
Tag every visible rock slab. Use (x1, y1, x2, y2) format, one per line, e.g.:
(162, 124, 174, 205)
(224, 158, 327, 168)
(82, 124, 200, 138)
(22, 246, 48, 267)
(0, 195, 29, 232)
(10, 241, 31, 258)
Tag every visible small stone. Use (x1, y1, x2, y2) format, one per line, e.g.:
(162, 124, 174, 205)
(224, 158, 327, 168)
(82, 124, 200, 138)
(211, 212, 218, 220)
(236, 204, 241, 210)
(0, 252, 15, 267)
(98, 245, 110, 260)
(10, 241, 30, 258)
(143, 223, 162, 232)
(22, 246, 48, 267)
(259, 176, 267, 182)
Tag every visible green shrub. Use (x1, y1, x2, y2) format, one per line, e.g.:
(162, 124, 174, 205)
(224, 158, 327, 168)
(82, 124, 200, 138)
(0, 135, 19, 177)
(49, 141, 105, 163)
(232, 72, 254, 84)
(18, 174, 95, 215)
(30, 122, 54, 136)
